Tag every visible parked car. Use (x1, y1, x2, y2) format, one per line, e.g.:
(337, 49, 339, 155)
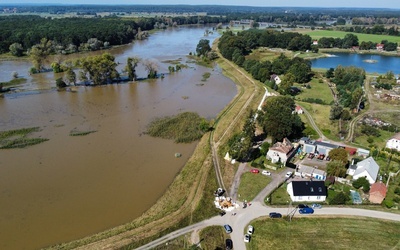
(318, 154, 325, 160)
(247, 225, 254, 234)
(269, 212, 282, 218)
(225, 239, 233, 250)
(325, 156, 331, 161)
(299, 153, 306, 160)
(308, 153, 315, 159)
(223, 224, 232, 234)
(250, 169, 259, 174)
(285, 171, 292, 178)
(312, 203, 322, 209)
(262, 170, 271, 176)
(297, 204, 309, 209)
(298, 207, 314, 214)
(244, 234, 251, 243)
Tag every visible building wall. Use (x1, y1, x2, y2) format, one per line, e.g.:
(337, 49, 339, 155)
(304, 144, 316, 154)
(353, 170, 376, 184)
(267, 150, 288, 164)
(386, 139, 400, 151)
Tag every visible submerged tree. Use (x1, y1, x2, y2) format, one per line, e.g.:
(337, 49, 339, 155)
(143, 59, 158, 79)
(77, 53, 119, 85)
(125, 57, 140, 81)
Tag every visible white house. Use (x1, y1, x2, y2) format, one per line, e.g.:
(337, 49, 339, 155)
(295, 165, 326, 181)
(266, 138, 293, 165)
(386, 132, 400, 151)
(270, 74, 282, 85)
(347, 157, 380, 184)
(287, 181, 327, 202)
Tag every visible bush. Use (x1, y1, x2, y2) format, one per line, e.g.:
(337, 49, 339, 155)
(384, 199, 394, 208)
(395, 187, 400, 195)
(330, 191, 350, 205)
(352, 177, 369, 190)
(393, 196, 400, 203)
(367, 137, 374, 144)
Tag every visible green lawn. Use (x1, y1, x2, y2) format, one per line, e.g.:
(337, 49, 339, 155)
(267, 182, 291, 205)
(199, 226, 226, 250)
(294, 78, 334, 105)
(352, 129, 394, 149)
(297, 101, 340, 140)
(306, 30, 400, 44)
(237, 172, 272, 202)
(247, 217, 400, 250)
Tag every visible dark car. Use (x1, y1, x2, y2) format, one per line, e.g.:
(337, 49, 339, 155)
(299, 207, 314, 214)
(223, 224, 232, 234)
(225, 239, 233, 250)
(269, 212, 282, 218)
(219, 210, 226, 216)
(297, 204, 309, 209)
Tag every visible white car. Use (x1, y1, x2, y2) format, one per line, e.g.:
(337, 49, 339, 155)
(262, 170, 271, 176)
(285, 171, 292, 178)
(247, 225, 254, 234)
(244, 234, 250, 243)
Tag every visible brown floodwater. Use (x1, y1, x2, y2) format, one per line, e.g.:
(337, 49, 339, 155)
(0, 26, 237, 249)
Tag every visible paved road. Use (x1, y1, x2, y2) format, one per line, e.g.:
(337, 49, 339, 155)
(136, 198, 400, 250)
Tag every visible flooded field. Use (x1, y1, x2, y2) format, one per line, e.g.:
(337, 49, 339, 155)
(0, 26, 237, 249)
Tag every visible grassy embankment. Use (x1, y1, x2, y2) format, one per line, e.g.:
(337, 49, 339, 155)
(46, 40, 261, 250)
(246, 217, 400, 249)
(0, 127, 48, 149)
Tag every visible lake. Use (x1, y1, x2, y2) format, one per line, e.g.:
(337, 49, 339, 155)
(0, 26, 237, 250)
(311, 52, 400, 74)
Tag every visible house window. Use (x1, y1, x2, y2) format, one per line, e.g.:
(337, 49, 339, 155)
(317, 196, 320, 200)
(298, 196, 303, 200)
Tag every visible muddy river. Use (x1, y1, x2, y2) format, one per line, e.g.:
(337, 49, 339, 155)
(0, 26, 237, 249)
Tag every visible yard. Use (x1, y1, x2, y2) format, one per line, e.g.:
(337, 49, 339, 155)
(237, 172, 272, 202)
(294, 77, 334, 105)
(297, 101, 340, 140)
(246, 217, 400, 250)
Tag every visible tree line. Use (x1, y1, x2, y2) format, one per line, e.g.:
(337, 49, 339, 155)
(218, 29, 313, 94)
(317, 33, 398, 51)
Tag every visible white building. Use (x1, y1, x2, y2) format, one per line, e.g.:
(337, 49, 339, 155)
(386, 132, 400, 151)
(347, 157, 380, 184)
(295, 165, 326, 181)
(287, 181, 327, 202)
(266, 138, 293, 165)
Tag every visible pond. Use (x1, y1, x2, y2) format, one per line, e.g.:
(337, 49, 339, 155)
(0, 26, 237, 250)
(311, 52, 400, 74)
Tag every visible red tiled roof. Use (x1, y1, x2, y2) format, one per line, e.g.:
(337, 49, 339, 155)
(391, 132, 400, 140)
(370, 182, 387, 197)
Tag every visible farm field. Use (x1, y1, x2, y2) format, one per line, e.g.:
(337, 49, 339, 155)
(304, 29, 400, 44)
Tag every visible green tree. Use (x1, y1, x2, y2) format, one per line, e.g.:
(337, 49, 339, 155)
(9, 43, 24, 57)
(51, 62, 63, 73)
(196, 39, 211, 57)
(325, 68, 335, 78)
(328, 148, 349, 164)
(65, 68, 76, 86)
(330, 191, 350, 205)
(55, 78, 67, 88)
(326, 160, 347, 177)
(125, 57, 140, 81)
(352, 177, 369, 189)
(143, 59, 158, 79)
(329, 103, 343, 120)
(257, 96, 304, 142)
(77, 53, 119, 85)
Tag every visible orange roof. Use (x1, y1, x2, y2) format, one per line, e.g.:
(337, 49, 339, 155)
(370, 182, 387, 197)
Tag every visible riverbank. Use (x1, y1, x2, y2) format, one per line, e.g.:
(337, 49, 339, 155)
(320, 48, 400, 57)
(44, 40, 262, 250)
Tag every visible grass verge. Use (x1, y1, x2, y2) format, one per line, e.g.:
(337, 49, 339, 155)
(247, 217, 400, 250)
(199, 226, 226, 250)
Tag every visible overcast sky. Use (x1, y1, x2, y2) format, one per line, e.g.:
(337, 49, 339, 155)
(2, 0, 400, 9)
